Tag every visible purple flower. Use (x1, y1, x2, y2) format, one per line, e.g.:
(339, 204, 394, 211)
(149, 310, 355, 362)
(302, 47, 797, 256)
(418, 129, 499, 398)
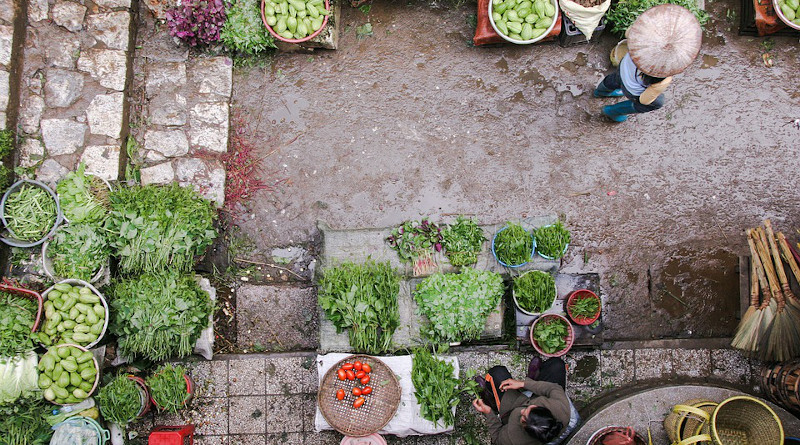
(435, 243, 442, 252)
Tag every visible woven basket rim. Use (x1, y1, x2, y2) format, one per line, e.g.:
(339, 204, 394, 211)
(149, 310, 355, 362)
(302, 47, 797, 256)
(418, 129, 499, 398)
(711, 396, 784, 444)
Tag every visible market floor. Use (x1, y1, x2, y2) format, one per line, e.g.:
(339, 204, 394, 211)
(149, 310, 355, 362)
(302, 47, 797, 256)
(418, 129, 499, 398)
(231, 0, 800, 341)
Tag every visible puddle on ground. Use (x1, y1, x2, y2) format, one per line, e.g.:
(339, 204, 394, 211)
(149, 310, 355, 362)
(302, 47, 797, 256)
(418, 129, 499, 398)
(559, 52, 588, 74)
(701, 54, 719, 69)
(574, 355, 599, 381)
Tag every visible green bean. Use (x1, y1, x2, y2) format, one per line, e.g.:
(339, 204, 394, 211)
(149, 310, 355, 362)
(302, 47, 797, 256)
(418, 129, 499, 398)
(4, 184, 58, 241)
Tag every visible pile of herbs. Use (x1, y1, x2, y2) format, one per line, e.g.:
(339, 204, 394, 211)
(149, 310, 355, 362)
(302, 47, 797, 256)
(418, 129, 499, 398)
(411, 347, 459, 428)
(0, 130, 13, 190)
(96, 374, 142, 426)
(47, 224, 110, 281)
(0, 396, 52, 445)
(105, 184, 217, 274)
(318, 261, 400, 354)
(606, 0, 708, 35)
(514, 271, 556, 314)
(56, 163, 109, 225)
(414, 268, 504, 343)
(3, 184, 57, 242)
(533, 221, 570, 259)
(570, 295, 600, 319)
(0, 292, 38, 357)
(109, 272, 212, 362)
(441, 216, 485, 267)
(493, 222, 533, 266)
(221, 0, 276, 56)
(532, 317, 569, 354)
(147, 364, 189, 413)
(387, 219, 443, 276)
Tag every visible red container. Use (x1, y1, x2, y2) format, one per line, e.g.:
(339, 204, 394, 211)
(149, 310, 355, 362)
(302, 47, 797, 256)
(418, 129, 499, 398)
(530, 313, 574, 358)
(0, 278, 43, 332)
(149, 425, 195, 445)
(128, 375, 153, 417)
(261, 0, 331, 44)
(150, 374, 195, 411)
(566, 289, 601, 325)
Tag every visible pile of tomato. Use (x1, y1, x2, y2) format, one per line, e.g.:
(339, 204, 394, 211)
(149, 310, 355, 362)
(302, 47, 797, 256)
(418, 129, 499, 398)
(335, 360, 373, 409)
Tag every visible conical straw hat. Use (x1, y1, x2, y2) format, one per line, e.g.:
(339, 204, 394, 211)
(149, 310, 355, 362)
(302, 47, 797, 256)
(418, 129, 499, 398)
(627, 4, 702, 77)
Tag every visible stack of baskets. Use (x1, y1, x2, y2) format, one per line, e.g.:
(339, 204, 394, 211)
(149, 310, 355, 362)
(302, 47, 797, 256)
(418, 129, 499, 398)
(761, 361, 800, 412)
(664, 396, 784, 444)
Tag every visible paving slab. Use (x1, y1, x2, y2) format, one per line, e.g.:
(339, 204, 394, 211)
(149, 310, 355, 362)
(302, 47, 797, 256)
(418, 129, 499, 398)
(229, 395, 267, 434)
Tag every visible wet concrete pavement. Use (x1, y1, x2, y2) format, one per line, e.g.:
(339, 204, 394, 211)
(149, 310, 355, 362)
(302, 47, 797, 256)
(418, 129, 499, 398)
(232, 0, 800, 341)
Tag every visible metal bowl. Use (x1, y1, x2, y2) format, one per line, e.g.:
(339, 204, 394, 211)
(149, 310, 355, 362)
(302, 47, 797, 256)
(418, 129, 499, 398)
(773, 0, 800, 30)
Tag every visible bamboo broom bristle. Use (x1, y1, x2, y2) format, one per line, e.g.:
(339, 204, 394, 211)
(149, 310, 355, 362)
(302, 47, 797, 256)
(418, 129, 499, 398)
(732, 232, 762, 351)
(752, 228, 779, 359)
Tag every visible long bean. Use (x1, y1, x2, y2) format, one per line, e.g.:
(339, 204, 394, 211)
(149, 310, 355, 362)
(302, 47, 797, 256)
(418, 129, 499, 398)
(4, 184, 57, 241)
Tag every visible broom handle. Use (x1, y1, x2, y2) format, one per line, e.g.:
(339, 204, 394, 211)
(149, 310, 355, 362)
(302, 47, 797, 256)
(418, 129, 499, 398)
(778, 232, 800, 292)
(746, 232, 761, 308)
(753, 228, 783, 309)
(748, 229, 772, 308)
(764, 220, 795, 301)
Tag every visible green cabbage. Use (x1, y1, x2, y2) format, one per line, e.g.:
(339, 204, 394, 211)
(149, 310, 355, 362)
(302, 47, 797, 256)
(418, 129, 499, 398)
(0, 351, 39, 404)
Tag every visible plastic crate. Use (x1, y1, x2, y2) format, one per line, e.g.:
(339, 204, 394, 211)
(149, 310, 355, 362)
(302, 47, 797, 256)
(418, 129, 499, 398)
(559, 14, 606, 47)
(149, 425, 195, 445)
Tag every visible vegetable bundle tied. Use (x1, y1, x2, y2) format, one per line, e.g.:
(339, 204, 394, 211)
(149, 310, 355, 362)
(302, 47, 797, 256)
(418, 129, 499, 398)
(0, 292, 38, 357)
(411, 348, 460, 428)
(318, 261, 400, 354)
(3, 184, 57, 242)
(386, 219, 443, 276)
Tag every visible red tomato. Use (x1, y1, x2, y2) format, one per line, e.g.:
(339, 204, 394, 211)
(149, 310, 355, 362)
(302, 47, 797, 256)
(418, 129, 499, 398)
(342, 363, 354, 370)
(362, 364, 372, 374)
(362, 386, 372, 395)
(352, 387, 362, 396)
(337, 369, 347, 380)
(336, 389, 345, 400)
(353, 397, 365, 408)
(354, 361, 363, 371)
(346, 370, 356, 381)
(360, 375, 370, 385)
(355, 371, 366, 379)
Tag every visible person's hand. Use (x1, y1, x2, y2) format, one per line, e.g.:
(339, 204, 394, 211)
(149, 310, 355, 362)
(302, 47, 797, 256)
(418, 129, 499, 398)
(499, 379, 524, 391)
(472, 398, 492, 414)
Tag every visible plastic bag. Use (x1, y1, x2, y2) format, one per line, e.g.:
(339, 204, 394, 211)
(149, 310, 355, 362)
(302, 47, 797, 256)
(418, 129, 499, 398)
(0, 351, 39, 404)
(559, 0, 610, 39)
(754, 0, 786, 35)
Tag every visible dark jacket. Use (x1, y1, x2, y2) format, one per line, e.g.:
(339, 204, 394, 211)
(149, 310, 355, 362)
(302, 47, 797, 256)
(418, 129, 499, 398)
(482, 379, 571, 445)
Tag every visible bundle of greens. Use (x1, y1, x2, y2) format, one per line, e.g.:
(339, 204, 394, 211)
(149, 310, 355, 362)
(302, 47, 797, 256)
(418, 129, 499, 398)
(387, 219, 443, 276)
(56, 163, 110, 225)
(221, 0, 276, 56)
(605, 0, 708, 35)
(533, 221, 570, 259)
(0, 395, 52, 445)
(442, 216, 485, 267)
(493, 222, 533, 266)
(0, 292, 38, 357)
(414, 268, 504, 343)
(3, 183, 58, 242)
(105, 184, 217, 274)
(318, 261, 400, 354)
(147, 364, 190, 413)
(411, 347, 460, 428)
(109, 272, 212, 362)
(47, 224, 110, 282)
(532, 317, 569, 354)
(96, 375, 143, 425)
(513, 270, 556, 314)
(0, 352, 39, 405)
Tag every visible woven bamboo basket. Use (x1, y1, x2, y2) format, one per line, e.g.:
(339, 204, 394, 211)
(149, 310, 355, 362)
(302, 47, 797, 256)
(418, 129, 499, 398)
(664, 399, 717, 443)
(317, 355, 402, 437)
(761, 361, 800, 409)
(676, 396, 784, 445)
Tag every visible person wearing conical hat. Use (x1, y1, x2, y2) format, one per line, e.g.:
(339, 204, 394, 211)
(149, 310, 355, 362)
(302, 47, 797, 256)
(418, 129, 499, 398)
(593, 4, 702, 122)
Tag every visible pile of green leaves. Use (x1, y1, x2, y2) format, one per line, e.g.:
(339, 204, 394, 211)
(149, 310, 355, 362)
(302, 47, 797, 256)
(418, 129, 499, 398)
(570, 295, 600, 319)
(0, 396, 52, 445)
(318, 261, 400, 354)
(105, 184, 217, 274)
(147, 364, 189, 414)
(442, 216, 485, 267)
(56, 163, 109, 225)
(493, 222, 533, 266)
(0, 292, 38, 357)
(387, 219, 443, 274)
(532, 317, 569, 354)
(3, 184, 57, 242)
(221, 0, 276, 56)
(414, 268, 504, 343)
(606, 0, 708, 35)
(47, 224, 110, 281)
(109, 272, 212, 362)
(534, 221, 570, 259)
(411, 347, 460, 428)
(513, 270, 556, 314)
(0, 130, 13, 190)
(96, 374, 142, 426)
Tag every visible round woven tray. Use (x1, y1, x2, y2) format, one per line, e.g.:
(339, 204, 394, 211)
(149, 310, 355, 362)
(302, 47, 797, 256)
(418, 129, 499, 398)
(318, 355, 401, 437)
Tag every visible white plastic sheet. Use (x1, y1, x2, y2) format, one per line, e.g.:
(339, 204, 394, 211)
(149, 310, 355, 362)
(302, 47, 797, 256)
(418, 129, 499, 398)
(559, 0, 611, 39)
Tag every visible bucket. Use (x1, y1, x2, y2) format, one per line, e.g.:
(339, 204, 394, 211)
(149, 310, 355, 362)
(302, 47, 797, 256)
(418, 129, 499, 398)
(128, 375, 153, 418)
(41, 279, 109, 349)
(0, 179, 63, 247)
(610, 39, 629, 67)
(57, 171, 113, 225)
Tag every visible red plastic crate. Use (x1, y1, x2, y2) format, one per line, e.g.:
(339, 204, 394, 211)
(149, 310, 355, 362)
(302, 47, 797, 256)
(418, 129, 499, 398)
(149, 425, 195, 445)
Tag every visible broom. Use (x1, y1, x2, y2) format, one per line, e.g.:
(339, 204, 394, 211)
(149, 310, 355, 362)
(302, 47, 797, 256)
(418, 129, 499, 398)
(777, 232, 800, 319)
(731, 232, 763, 352)
(734, 229, 774, 356)
(754, 227, 786, 361)
(763, 221, 800, 361)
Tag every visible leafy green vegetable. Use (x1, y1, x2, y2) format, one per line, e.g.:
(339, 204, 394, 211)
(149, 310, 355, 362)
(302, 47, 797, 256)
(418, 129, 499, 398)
(0, 395, 52, 445)
(414, 268, 504, 343)
(0, 130, 14, 191)
(221, 0, 276, 55)
(0, 352, 40, 405)
(56, 163, 109, 225)
(442, 216, 485, 267)
(533, 221, 570, 259)
(570, 295, 600, 319)
(411, 347, 460, 428)
(109, 272, 212, 362)
(532, 317, 569, 354)
(493, 222, 533, 266)
(97, 375, 143, 425)
(605, 0, 708, 35)
(147, 364, 189, 414)
(3, 184, 57, 242)
(0, 292, 38, 357)
(513, 270, 556, 313)
(387, 219, 443, 275)
(318, 261, 400, 354)
(47, 224, 110, 281)
(105, 184, 217, 274)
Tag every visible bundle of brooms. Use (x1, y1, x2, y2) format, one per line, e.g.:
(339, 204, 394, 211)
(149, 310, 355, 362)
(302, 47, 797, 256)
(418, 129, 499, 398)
(732, 220, 800, 362)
